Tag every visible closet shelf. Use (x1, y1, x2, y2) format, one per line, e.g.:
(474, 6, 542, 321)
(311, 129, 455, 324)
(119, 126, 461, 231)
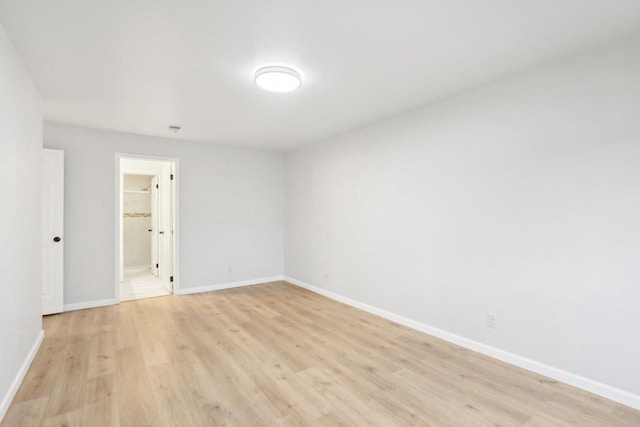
(123, 190, 150, 194)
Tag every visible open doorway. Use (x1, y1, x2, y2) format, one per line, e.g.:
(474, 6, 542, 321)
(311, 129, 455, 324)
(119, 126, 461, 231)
(116, 155, 178, 301)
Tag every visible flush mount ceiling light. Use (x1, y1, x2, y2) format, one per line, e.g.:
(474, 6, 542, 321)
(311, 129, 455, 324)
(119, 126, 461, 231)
(255, 66, 302, 93)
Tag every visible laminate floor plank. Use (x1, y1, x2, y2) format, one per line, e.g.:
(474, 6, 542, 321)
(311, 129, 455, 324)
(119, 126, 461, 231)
(3, 281, 639, 426)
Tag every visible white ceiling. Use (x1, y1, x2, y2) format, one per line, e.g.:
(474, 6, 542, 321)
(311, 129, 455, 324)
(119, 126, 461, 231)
(2, 1, 640, 151)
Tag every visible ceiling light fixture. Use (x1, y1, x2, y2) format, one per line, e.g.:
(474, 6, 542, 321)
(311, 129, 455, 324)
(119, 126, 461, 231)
(255, 66, 302, 93)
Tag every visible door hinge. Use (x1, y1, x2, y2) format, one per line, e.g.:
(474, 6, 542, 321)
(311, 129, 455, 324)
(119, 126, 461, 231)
(170, 174, 174, 180)
(156, 263, 159, 268)
(170, 276, 174, 282)
(156, 184, 159, 189)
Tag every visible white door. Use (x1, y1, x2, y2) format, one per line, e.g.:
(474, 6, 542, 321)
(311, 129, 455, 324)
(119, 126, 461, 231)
(42, 149, 64, 315)
(150, 175, 159, 276)
(159, 163, 173, 290)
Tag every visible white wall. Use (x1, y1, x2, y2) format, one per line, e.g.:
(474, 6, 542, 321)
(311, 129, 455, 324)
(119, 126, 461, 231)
(0, 26, 42, 418)
(44, 123, 284, 305)
(285, 35, 640, 402)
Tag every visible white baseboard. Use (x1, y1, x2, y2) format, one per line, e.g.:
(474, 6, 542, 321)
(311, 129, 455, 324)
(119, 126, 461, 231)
(63, 276, 287, 308)
(176, 275, 285, 295)
(284, 276, 640, 411)
(64, 298, 118, 312)
(0, 330, 44, 422)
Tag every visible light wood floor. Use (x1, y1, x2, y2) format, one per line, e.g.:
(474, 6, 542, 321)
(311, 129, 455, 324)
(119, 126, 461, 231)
(3, 281, 639, 426)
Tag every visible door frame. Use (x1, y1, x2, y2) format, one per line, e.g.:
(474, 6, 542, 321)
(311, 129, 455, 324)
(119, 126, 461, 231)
(150, 174, 159, 277)
(115, 153, 180, 301)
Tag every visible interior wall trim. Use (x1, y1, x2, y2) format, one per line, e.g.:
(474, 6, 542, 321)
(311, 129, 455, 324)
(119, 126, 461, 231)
(284, 276, 640, 411)
(0, 330, 44, 422)
(175, 276, 285, 295)
(63, 298, 118, 312)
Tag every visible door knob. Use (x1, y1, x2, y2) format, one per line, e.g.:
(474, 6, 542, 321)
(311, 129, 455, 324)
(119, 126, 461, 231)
(53, 236, 61, 242)
(159, 231, 165, 235)
(148, 229, 152, 232)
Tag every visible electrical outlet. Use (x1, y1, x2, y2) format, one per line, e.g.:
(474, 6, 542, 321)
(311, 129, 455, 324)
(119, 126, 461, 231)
(227, 266, 233, 275)
(17, 331, 22, 346)
(487, 313, 497, 329)
(324, 273, 329, 282)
